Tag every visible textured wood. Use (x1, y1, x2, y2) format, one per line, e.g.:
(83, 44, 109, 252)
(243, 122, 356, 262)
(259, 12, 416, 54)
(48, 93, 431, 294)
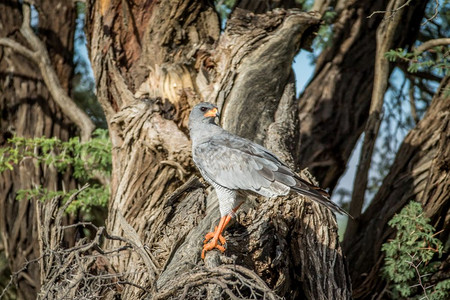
(86, 1, 351, 298)
(345, 0, 409, 242)
(0, 1, 77, 299)
(296, 0, 427, 190)
(86, 1, 221, 298)
(344, 77, 450, 298)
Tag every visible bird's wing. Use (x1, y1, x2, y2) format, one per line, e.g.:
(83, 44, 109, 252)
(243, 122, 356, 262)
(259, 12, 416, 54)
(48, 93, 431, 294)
(193, 134, 296, 197)
(193, 133, 352, 217)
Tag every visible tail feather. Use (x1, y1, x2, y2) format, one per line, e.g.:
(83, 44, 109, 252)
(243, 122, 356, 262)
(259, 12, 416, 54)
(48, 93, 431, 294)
(291, 180, 352, 218)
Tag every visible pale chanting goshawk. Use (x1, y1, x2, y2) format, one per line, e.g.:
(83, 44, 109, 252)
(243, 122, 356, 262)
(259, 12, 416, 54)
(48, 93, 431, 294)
(188, 102, 350, 259)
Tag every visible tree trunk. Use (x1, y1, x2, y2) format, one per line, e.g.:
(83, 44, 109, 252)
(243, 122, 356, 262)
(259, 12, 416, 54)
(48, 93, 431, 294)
(86, 1, 350, 298)
(0, 1, 77, 298)
(1, 0, 446, 299)
(344, 76, 450, 298)
(296, 0, 427, 190)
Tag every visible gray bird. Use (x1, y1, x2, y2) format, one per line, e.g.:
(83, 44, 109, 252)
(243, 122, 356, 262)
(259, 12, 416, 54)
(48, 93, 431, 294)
(188, 102, 350, 259)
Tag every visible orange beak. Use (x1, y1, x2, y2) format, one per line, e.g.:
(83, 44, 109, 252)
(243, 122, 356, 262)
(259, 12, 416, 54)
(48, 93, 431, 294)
(204, 107, 218, 118)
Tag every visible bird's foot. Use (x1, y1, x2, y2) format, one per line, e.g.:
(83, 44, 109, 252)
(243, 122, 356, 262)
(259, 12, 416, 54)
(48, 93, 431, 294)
(203, 226, 226, 244)
(201, 227, 227, 259)
(202, 239, 226, 259)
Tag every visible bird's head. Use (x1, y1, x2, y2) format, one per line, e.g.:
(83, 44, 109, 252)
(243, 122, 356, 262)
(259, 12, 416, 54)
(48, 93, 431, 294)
(189, 102, 220, 128)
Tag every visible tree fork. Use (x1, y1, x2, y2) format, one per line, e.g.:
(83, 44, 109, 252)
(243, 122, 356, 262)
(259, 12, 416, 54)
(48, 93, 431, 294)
(86, 1, 351, 298)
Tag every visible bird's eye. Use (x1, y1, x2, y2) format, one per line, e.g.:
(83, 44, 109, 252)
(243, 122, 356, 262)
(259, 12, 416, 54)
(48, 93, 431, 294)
(200, 107, 208, 112)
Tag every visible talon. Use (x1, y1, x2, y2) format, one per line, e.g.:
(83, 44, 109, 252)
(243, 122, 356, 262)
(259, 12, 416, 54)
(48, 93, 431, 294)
(202, 238, 226, 259)
(203, 227, 218, 243)
(201, 215, 232, 259)
(203, 229, 226, 245)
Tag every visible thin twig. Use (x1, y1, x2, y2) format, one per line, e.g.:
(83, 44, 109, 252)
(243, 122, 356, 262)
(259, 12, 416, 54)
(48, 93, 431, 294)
(422, 0, 440, 26)
(0, 255, 46, 299)
(367, 0, 412, 19)
(407, 255, 431, 300)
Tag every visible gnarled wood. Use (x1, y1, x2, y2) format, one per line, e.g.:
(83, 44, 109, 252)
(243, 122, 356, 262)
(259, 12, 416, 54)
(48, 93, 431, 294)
(87, 1, 351, 298)
(296, 0, 427, 190)
(0, 0, 78, 298)
(344, 77, 450, 298)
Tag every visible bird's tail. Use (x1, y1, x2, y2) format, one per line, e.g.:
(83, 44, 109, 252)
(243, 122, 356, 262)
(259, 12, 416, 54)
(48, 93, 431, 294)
(292, 179, 352, 218)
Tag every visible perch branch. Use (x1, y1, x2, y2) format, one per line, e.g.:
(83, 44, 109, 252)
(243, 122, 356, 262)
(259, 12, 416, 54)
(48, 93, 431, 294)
(154, 265, 281, 300)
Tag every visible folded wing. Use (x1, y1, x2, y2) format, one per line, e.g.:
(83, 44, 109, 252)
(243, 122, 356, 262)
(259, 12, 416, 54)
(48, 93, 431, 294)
(194, 133, 351, 217)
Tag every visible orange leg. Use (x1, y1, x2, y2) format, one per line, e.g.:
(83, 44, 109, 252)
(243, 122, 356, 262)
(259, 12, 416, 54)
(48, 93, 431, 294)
(201, 204, 243, 259)
(201, 215, 231, 259)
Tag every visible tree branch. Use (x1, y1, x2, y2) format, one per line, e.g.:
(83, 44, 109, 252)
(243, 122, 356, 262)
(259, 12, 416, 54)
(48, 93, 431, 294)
(422, 0, 440, 25)
(345, 0, 406, 240)
(396, 61, 442, 83)
(367, 0, 412, 19)
(414, 38, 450, 54)
(0, 3, 96, 142)
(0, 37, 36, 60)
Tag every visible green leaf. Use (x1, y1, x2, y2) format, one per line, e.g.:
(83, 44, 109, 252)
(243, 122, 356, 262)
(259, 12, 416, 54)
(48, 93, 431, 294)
(382, 201, 443, 298)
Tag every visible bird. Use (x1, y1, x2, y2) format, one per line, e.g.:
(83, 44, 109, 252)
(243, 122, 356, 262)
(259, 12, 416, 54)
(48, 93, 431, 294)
(188, 102, 350, 259)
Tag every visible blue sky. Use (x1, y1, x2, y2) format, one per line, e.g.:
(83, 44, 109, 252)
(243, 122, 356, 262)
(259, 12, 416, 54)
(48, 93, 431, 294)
(292, 50, 423, 217)
(292, 51, 359, 204)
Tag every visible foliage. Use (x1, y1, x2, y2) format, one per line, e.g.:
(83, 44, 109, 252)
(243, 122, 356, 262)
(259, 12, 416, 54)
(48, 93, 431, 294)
(215, 0, 235, 21)
(384, 47, 449, 75)
(0, 129, 111, 214)
(382, 201, 450, 299)
(312, 9, 337, 53)
(16, 184, 108, 215)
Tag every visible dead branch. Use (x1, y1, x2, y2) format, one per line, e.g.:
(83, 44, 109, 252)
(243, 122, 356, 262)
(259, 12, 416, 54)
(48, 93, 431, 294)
(367, 0, 412, 19)
(0, 256, 43, 299)
(153, 264, 282, 300)
(25, 187, 164, 299)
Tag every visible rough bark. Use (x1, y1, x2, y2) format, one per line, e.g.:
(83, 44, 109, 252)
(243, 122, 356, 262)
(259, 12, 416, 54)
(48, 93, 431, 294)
(344, 76, 450, 298)
(1, 0, 446, 299)
(86, 1, 350, 299)
(0, 1, 77, 298)
(296, 0, 427, 190)
(234, 0, 303, 14)
(345, 0, 409, 243)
